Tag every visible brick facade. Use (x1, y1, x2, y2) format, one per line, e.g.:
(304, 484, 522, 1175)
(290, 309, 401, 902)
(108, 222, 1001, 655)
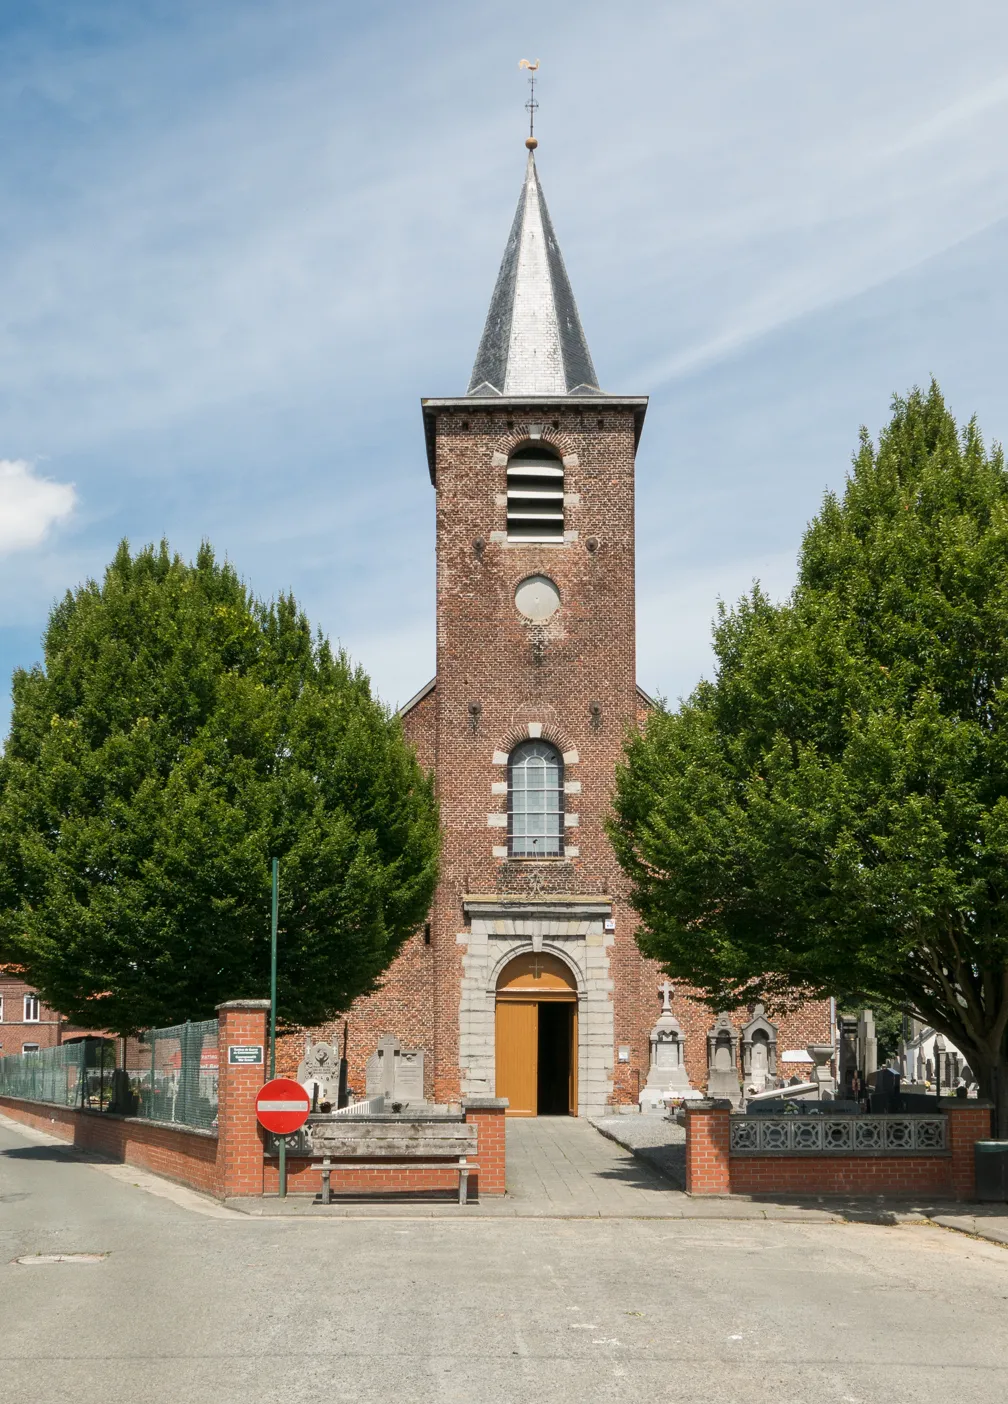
(0, 969, 109, 1058)
(281, 395, 830, 1115)
(0, 971, 62, 1055)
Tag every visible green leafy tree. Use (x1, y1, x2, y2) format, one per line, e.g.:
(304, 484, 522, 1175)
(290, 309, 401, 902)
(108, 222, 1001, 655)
(0, 541, 439, 1034)
(611, 385, 1008, 1134)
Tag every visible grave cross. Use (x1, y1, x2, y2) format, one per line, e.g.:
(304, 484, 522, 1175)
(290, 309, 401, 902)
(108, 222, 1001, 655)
(659, 979, 674, 1015)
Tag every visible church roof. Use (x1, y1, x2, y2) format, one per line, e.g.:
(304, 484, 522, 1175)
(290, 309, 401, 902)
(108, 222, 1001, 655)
(467, 151, 600, 398)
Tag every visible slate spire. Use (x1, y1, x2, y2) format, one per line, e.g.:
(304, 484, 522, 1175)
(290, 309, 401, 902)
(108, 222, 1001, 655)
(467, 151, 600, 397)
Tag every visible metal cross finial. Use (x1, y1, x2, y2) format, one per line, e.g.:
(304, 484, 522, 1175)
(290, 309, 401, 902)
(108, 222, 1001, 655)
(519, 59, 540, 150)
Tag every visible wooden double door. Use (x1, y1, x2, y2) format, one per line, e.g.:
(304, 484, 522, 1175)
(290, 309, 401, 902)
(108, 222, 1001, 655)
(495, 954, 578, 1117)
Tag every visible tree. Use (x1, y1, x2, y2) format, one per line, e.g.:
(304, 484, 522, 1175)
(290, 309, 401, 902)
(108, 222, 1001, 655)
(0, 541, 439, 1035)
(611, 384, 1008, 1134)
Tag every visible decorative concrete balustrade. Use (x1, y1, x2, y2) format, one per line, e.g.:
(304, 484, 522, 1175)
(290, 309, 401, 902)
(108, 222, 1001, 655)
(730, 1113, 947, 1155)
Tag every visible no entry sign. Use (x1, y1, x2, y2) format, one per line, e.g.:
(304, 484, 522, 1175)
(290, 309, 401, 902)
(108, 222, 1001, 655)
(255, 1077, 310, 1135)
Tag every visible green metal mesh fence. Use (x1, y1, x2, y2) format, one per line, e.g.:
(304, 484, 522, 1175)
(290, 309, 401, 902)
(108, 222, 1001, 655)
(124, 1019, 219, 1131)
(0, 1042, 87, 1106)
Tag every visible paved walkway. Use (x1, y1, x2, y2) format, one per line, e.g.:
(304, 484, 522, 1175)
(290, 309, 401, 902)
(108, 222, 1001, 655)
(504, 1116, 682, 1214)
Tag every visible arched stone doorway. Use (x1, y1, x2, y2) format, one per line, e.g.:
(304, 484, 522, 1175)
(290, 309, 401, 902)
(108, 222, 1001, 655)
(495, 952, 578, 1116)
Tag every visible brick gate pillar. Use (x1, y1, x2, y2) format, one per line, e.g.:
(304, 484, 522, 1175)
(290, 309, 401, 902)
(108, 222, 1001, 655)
(684, 1100, 732, 1196)
(463, 1096, 508, 1196)
(216, 999, 271, 1199)
(946, 1098, 994, 1202)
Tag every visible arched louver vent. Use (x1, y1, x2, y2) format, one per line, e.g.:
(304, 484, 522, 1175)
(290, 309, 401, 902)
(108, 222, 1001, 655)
(506, 445, 564, 542)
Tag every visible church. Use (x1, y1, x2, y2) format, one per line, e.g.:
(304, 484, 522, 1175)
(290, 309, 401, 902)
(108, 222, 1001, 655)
(288, 137, 830, 1115)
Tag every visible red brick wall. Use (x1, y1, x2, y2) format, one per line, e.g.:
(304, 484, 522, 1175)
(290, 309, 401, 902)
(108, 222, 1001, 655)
(0, 998, 272, 1199)
(729, 1154, 954, 1198)
(0, 1096, 220, 1194)
(685, 1103, 993, 1201)
(1, 1001, 507, 1203)
(948, 1103, 992, 1200)
(684, 1104, 731, 1194)
(261, 1098, 506, 1199)
(215, 1001, 270, 1198)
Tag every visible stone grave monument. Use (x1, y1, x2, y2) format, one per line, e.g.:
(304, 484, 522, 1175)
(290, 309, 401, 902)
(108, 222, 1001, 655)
(639, 981, 697, 1113)
(857, 1010, 878, 1083)
(365, 1034, 426, 1108)
(806, 1043, 837, 1098)
(706, 1012, 741, 1108)
(297, 1041, 341, 1110)
(740, 1003, 778, 1095)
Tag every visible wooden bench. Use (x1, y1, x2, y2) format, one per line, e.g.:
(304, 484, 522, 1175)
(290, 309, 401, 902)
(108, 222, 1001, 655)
(309, 1119, 480, 1206)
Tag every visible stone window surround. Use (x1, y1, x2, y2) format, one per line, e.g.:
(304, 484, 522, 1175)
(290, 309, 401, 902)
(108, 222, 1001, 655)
(487, 724, 579, 859)
(458, 894, 616, 1118)
(489, 437, 580, 547)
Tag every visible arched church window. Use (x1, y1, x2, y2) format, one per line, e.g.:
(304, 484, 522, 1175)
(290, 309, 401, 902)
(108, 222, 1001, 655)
(506, 444, 564, 541)
(508, 740, 564, 857)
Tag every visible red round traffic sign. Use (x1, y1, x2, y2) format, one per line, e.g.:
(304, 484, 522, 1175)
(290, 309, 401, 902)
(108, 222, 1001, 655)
(255, 1077, 311, 1135)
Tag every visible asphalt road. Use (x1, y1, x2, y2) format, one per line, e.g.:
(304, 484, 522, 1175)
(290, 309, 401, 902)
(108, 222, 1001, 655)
(2, 1119, 1007, 1404)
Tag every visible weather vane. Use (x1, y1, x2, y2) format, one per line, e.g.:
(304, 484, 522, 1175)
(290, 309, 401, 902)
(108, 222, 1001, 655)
(519, 58, 540, 150)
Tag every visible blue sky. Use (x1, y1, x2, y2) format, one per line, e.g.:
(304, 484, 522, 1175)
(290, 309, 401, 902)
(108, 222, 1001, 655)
(3, 2, 1008, 736)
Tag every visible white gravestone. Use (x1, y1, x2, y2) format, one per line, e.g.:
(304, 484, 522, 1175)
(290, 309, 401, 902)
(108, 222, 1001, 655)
(639, 981, 697, 1113)
(365, 1034, 427, 1108)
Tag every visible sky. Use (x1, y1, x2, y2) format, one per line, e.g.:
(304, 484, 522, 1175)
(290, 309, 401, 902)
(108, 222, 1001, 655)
(3, 1, 1008, 736)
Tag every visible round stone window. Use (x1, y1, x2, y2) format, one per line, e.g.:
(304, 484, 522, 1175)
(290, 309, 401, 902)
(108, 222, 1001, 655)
(514, 575, 561, 622)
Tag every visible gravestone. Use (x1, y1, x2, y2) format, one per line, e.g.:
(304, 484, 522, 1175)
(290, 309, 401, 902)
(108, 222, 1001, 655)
(706, 1012, 741, 1108)
(857, 1010, 878, 1082)
(740, 1004, 779, 1094)
(365, 1034, 426, 1107)
(639, 980, 696, 1113)
(297, 1041, 340, 1109)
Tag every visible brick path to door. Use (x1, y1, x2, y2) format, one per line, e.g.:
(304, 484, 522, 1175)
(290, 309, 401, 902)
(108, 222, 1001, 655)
(504, 1117, 683, 1216)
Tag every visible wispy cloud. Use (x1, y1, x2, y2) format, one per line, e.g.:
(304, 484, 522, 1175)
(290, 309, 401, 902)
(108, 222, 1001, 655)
(2, 1, 1008, 744)
(0, 460, 75, 554)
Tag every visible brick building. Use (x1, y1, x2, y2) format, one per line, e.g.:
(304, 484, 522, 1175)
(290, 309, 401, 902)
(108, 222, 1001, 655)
(283, 140, 830, 1113)
(0, 967, 67, 1057)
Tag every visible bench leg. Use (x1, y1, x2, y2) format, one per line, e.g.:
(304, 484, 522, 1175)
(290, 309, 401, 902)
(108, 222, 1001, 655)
(321, 1158, 331, 1206)
(458, 1159, 468, 1207)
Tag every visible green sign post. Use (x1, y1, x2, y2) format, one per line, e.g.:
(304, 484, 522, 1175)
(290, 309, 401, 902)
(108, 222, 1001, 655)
(267, 857, 288, 1197)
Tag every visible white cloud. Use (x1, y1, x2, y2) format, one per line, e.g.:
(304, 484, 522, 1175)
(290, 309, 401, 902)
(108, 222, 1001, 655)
(0, 460, 76, 554)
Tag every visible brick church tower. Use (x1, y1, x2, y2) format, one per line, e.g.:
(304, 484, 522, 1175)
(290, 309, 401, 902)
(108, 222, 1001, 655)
(396, 144, 653, 1116)
(324, 141, 831, 1114)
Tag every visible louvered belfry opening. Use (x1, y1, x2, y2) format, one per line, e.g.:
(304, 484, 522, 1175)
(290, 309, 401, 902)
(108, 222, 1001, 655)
(506, 444, 564, 541)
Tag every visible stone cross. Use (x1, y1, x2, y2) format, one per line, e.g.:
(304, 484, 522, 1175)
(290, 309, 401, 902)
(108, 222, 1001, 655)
(659, 979, 674, 1015)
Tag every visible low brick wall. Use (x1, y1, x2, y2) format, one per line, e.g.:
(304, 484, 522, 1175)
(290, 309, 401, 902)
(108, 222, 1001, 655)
(729, 1153, 953, 1199)
(685, 1100, 993, 1201)
(0, 1095, 219, 1195)
(259, 1097, 508, 1200)
(0, 997, 271, 1201)
(0, 999, 509, 1204)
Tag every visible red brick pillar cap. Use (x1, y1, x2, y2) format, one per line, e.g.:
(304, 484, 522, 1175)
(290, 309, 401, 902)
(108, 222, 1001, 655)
(462, 1097, 509, 1112)
(215, 999, 272, 1012)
